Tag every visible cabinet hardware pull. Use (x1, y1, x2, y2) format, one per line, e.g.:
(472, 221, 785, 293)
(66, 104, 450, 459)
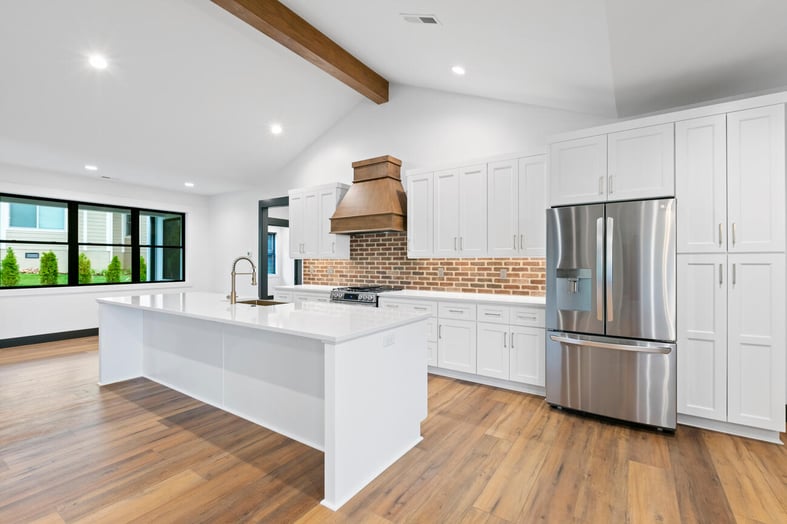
(438, 325, 442, 339)
(460, 237, 463, 250)
(718, 223, 723, 247)
(608, 175, 614, 194)
(414, 306, 428, 311)
(387, 304, 399, 309)
(732, 263, 736, 285)
(719, 264, 723, 286)
(503, 333, 506, 348)
(454, 237, 457, 251)
(511, 332, 514, 348)
(732, 222, 737, 247)
(448, 309, 464, 313)
(331, 241, 335, 253)
(598, 176, 604, 194)
(513, 234, 517, 249)
(520, 234, 524, 250)
(485, 312, 501, 316)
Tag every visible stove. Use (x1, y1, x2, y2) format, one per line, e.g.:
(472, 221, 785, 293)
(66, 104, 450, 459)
(329, 285, 403, 306)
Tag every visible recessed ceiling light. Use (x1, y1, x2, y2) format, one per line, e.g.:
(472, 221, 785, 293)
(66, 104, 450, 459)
(84, 164, 98, 171)
(451, 65, 466, 76)
(270, 123, 283, 135)
(184, 182, 195, 188)
(88, 54, 108, 70)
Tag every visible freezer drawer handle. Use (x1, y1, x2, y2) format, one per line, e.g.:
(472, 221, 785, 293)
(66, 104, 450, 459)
(549, 334, 672, 355)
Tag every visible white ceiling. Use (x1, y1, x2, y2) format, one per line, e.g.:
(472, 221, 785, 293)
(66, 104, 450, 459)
(1, 0, 787, 195)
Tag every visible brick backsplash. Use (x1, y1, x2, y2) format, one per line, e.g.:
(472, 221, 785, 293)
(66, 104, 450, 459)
(302, 232, 546, 296)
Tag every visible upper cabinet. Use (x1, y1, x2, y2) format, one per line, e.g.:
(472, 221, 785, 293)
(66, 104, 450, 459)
(677, 105, 785, 254)
(487, 156, 547, 257)
(406, 154, 546, 259)
(549, 124, 674, 206)
(288, 183, 350, 260)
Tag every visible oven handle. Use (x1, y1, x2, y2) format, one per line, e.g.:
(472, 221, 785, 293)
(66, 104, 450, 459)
(549, 334, 673, 355)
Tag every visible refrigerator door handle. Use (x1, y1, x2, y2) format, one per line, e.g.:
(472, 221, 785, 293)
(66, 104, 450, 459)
(596, 217, 604, 321)
(549, 334, 673, 355)
(605, 216, 614, 322)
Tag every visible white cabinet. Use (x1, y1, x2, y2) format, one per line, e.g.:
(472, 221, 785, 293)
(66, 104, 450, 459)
(288, 184, 350, 259)
(477, 322, 509, 379)
(607, 123, 675, 201)
(438, 318, 476, 373)
(678, 253, 786, 432)
(549, 135, 607, 206)
(405, 172, 434, 258)
(509, 326, 545, 387)
(379, 297, 438, 366)
(294, 292, 330, 305)
(677, 254, 727, 421)
(676, 115, 727, 253)
(727, 105, 785, 253)
(727, 253, 785, 431)
(434, 166, 487, 257)
(274, 292, 293, 303)
(487, 156, 547, 257)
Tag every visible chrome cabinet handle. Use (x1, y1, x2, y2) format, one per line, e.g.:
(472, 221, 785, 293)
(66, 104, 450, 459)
(448, 309, 464, 313)
(438, 324, 442, 339)
(732, 223, 737, 247)
(598, 176, 604, 194)
(732, 263, 736, 285)
(719, 264, 723, 286)
(595, 217, 604, 321)
(414, 306, 428, 311)
(718, 223, 723, 247)
(513, 234, 517, 249)
(608, 175, 614, 194)
(331, 241, 335, 253)
(484, 312, 502, 317)
(454, 237, 457, 251)
(503, 333, 506, 348)
(606, 216, 614, 322)
(511, 332, 514, 348)
(520, 234, 524, 249)
(460, 237, 463, 250)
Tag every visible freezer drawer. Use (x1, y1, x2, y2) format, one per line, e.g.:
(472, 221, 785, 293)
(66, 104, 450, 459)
(545, 332, 676, 429)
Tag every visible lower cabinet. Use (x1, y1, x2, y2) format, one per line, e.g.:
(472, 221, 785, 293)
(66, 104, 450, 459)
(438, 319, 477, 373)
(476, 321, 545, 386)
(678, 253, 786, 432)
(477, 322, 509, 379)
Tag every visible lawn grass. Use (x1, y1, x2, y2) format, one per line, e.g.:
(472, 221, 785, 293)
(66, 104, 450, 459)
(11, 273, 132, 287)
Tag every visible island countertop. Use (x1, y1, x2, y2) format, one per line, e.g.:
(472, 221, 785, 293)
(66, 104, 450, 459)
(97, 292, 430, 344)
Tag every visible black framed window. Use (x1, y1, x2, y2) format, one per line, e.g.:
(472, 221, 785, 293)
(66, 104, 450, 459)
(0, 192, 185, 289)
(267, 233, 276, 275)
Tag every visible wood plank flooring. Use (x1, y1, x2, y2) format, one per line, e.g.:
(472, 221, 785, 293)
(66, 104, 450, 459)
(0, 337, 785, 523)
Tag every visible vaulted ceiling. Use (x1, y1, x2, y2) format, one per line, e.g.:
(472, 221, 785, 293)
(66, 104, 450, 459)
(1, 0, 786, 195)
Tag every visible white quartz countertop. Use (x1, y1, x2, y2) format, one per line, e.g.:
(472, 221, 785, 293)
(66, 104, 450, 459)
(273, 285, 334, 293)
(382, 289, 546, 306)
(97, 292, 430, 344)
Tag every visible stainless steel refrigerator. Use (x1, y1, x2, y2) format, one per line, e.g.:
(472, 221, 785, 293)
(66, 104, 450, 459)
(545, 198, 677, 430)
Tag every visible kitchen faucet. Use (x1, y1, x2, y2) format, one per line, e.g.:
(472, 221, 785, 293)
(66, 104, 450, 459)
(229, 256, 257, 304)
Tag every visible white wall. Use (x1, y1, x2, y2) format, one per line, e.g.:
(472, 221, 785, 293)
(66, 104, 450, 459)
(0, 163, 212, 339)
(207, 84, 611, 292)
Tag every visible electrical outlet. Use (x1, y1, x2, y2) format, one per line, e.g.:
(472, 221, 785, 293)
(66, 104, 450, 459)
(327, 267, 334, 274)
(438, 267, 445, 278)
(500, 268, 507, 279)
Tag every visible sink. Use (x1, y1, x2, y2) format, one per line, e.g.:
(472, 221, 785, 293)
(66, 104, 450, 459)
(237, 299, 287, 307)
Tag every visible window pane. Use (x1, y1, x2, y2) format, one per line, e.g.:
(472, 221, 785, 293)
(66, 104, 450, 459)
(267, 233, 276, 275)
(78, 205, 132, 245)
(78, 246, 131, 284)
(0, 243, 68, 287)
(38, 206, 66, 229)
(141, 247, 183, 281)
(140, 212, 182, 247)
(3, 197, 67, 236)
(9, 203, 36, 227)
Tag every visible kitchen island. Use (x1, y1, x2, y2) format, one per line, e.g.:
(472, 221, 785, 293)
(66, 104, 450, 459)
(97, 292, 430, 510)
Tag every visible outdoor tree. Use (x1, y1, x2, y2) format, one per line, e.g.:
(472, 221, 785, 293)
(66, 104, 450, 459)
(106, 255, 122, 283)
(78, 253, 92, 284)
(40, 251, 58, 285)
(1, 247, 20, 287)
(140, 256, 148, 282)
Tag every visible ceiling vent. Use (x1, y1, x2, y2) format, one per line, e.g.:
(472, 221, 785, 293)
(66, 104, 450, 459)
(401, 13, 440, 25)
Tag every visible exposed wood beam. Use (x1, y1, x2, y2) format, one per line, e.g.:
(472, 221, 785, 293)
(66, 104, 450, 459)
(211, 0, 389, 104)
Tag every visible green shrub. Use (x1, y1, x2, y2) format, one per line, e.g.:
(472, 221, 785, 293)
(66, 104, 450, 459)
(106, 256, 122, 283)
(78, 253, 92, 284)
(1, 247, 20, 287)
(140, 256, 148, 282)
(40, 251, 58, 285)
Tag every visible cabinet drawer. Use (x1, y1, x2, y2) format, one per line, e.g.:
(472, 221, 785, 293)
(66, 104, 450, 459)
(477, 304, 510, 324)
(273, 293, 293, 303)
(295, 293, 330, 304)
(510, 306, 544, 327)
(379, 299, 437, 316)
(439, 302, 477, 320)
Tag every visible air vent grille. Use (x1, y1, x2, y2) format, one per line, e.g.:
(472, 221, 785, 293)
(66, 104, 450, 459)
(401, 13, 440, 25)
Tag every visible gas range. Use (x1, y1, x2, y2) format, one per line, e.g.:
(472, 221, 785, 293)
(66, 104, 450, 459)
(329, 285, 403, 306)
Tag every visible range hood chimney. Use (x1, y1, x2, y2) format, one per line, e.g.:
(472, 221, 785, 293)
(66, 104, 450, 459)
(330, 155, 407, 234)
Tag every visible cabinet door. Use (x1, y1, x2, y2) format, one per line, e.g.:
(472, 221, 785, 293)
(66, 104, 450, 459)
(476, 322, 509, 379)
(727, 253, 785, 431)
(406, 173, 434, 258)
(434, 169, 460, 256)
(608, 123, 675, 201)
(288, 191, 304, 259)
(301, 191, 319, 258)
(517, 155, 547, 257)
(549, 135, 607, 206)
(676, 115, 727, 253)
(317, 186, 350, 259)
(727, 105, 786, 253)
(458, 165, 488, 257)
(487, 159, 518, 257)
(509, 326, 545, 386)
(437, 319, 476, 373)
(677, 254, 727, 421)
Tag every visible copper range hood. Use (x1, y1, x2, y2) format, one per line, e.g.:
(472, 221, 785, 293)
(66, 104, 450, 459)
(330, 155, 407, 234)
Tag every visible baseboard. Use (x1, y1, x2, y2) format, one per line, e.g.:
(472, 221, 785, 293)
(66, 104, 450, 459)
(0, 328, 99, 349)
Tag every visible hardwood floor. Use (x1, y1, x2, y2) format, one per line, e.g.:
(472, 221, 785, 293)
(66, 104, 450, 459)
(1, 337, 785, 523)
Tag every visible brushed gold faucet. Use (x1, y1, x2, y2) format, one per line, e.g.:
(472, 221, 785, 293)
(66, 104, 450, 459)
(230, 256, 257, 304)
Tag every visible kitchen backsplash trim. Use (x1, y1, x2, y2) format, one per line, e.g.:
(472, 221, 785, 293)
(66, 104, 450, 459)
(302, 232, 545, 296)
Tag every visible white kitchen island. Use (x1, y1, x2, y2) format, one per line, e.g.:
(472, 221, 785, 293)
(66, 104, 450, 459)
(97, 292, 429, 510)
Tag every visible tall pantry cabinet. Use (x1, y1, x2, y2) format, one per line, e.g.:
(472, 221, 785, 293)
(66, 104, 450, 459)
(676, 104, 786, 433)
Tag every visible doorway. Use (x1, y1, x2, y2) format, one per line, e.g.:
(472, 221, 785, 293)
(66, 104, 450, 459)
(258, 197, 301, 299)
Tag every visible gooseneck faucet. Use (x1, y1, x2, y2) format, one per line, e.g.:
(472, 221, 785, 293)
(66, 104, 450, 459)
(230, 256, 257, 304)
